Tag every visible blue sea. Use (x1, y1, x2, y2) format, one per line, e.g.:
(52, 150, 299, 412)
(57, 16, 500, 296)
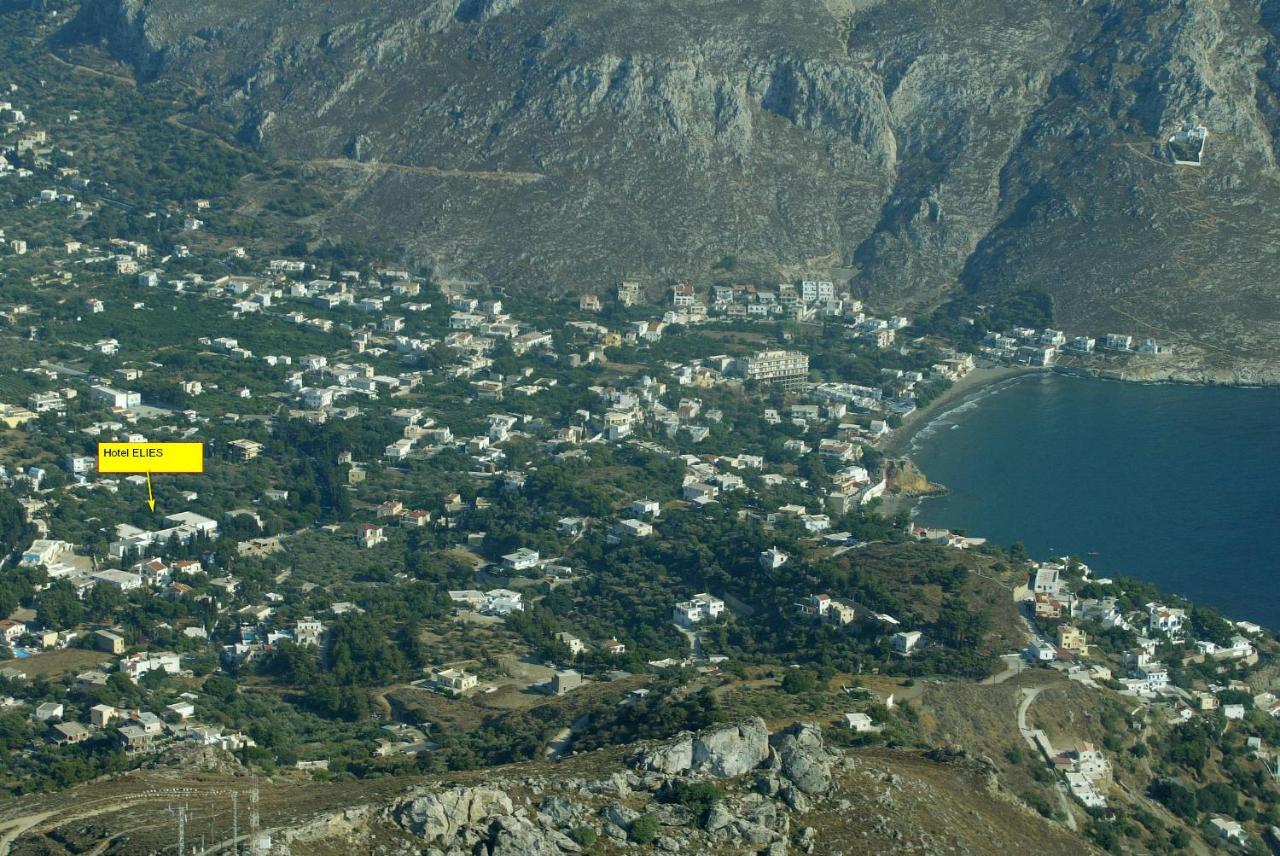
(909, 373, 1280, 628)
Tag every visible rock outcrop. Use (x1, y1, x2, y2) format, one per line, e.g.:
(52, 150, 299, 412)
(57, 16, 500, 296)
(395, 786, 514, 844)
(36, 717, 1093, 855)
(639, 716, 770, 778)
(770, 722, 835, 795)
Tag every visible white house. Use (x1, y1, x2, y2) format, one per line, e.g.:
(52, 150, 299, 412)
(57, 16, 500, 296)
(1210, 817, 1246, 845)
(501, 548, 542, 572)
(34, 702, 63, 721)
(672, 592, 726, 627)
(759, 547, 789, 570)
(91, 569, 144, 592)
(121, 651, 181, 681)
(1032, 566, 1062, 596)
(1027, 642, 1057, 663)
(843, 712, 876, 732)
(434, 668, 478, 694)
(1147, 603, 1187, 638)
(609, 519, 654, 543)
(557, 633, 587, 657)
(484, 589, 524, 616)
(355, 524, 385, 548)
(629, 498, 661, 519)
(295, 618, 325, 647)
(165, 701, 196, 719)
(892, 630, 923, 655)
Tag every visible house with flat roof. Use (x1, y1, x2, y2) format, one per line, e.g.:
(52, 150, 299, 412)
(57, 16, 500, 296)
(892, 630, 923, 655)
(501, 548, 541, 572)
(34, 702, 63, 721)
(672, 593, 726, 627)
(551, 669, 582, 695)
(91, 569, 143, 592)
(843, 712, 876, 732)
(52, 722, 90, 744)
(433, 668, 478, 694)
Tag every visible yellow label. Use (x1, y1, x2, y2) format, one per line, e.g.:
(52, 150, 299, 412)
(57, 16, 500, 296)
(97, 442, 205, 474)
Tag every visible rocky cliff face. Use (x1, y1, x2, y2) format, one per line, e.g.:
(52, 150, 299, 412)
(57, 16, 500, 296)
(69, 0, 1280, 364)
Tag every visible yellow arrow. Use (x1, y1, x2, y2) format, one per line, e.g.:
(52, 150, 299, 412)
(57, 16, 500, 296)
(146, 470, 156, 512)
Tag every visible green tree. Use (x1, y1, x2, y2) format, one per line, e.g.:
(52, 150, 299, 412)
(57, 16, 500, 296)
(36, 581, 84, 629)
(781, 670, 817, 694)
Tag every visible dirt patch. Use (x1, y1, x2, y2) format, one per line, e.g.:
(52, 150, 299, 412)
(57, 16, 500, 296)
(0, 649, 112, 678)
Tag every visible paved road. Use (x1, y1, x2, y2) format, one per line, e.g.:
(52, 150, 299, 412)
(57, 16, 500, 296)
(1016, 687, 1042, 737)
(981, 653, 1025, 685)
(545, 713, 590, 761)
(1015, 687, 1078, 832)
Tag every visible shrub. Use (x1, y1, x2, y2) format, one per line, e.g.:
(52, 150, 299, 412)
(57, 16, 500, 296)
(629, 814, 660, 844)
(666, 780, 723, 815)
(569, 827, 597, 846)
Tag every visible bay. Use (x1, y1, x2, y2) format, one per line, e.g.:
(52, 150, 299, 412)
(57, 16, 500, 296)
(909, 372, 1280, 628)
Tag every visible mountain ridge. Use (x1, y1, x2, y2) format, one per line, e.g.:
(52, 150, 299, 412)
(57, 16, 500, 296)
(66, 0, 1280, 366)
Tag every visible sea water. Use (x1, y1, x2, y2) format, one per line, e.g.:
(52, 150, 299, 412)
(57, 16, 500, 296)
(910, 373, 1280, 627)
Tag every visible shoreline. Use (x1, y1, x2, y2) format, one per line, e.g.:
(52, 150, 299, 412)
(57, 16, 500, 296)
(884, 364, 1044, 457)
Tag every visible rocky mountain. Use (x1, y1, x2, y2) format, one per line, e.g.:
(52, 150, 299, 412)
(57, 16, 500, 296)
(67, 0, 1280, 365)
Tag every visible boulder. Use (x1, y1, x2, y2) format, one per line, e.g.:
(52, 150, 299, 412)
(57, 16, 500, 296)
(537, 795, 576, 827)
(691, 717, 770, 777)
(641, 736, 695, 774)
(703, 803, 734, 832)
(602, 803, 639, 829)
(396, 786, 514, 843)
(770, 723, 832, 795)
(731, 819, 780, 846)
(488, 815, 581, 855)
(588, 772, 631, 797)
(639, 718, 769, 778)
(779, 785, 810, 813)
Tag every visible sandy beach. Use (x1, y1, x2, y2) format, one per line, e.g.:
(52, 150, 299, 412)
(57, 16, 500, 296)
(885, 364, 1045, 457)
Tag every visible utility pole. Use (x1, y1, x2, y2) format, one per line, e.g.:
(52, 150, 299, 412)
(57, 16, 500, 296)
(231, 791, 238, 854)
(248, 780, 260, 854)
(177, 803, 188, 856)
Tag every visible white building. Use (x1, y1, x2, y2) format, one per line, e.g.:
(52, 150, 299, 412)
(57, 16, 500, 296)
(355, 524, 385, 548)
(91, 569, 144, 592)
(557, 633, 587, 657)
(1147, 603, 1187, 638)
(21, 539, 71, 567)
(501, 548, 542, 572)
(434, 668, 478, 694)
(759, 547, 789, 569)
(629, 498, 661, 519)
(738, 350, 809, 386)
(843, 712, 875, 732)
(892, 630, 923, 655)
(800, 280, 835, 303)
(89, 385, 141, 409)
(1032, 566, 1063, 596)
(672, 592, 726, 627)
(295, 618, 325, 647)
(484, 588, 524, 616)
